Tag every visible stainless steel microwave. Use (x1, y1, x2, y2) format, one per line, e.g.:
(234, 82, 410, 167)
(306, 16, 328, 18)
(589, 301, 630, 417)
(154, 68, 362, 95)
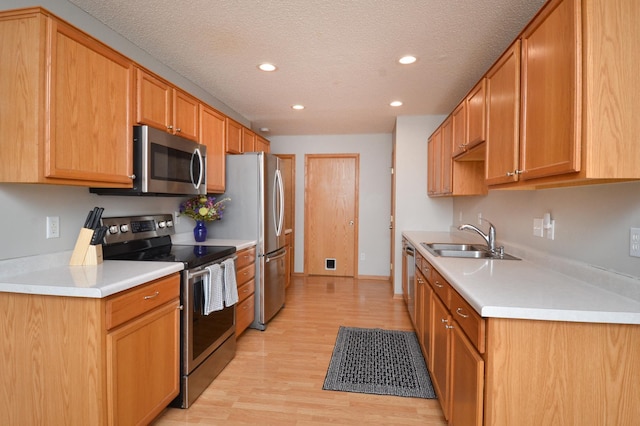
(91, 125, 207, 196)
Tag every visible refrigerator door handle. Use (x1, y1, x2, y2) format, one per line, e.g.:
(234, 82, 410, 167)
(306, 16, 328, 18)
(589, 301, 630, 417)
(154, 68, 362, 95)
(274, 169, 285, 237)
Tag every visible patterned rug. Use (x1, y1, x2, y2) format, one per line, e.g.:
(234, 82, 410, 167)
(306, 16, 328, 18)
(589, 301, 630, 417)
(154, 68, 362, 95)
(322, 326, 436, 399)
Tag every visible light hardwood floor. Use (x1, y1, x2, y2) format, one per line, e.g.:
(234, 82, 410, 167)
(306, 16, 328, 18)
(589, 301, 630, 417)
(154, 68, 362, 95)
(153, 276, 447, 425)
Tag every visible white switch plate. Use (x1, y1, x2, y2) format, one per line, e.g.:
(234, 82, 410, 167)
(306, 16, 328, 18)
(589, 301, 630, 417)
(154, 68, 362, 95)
(360, 253, 365, 261)
(533, 218, 543, 237)
(46, 216, 60, 239)
(477, 212, 482, 225)
(630, 228, 640, 257)
(174, 211, 181, 225)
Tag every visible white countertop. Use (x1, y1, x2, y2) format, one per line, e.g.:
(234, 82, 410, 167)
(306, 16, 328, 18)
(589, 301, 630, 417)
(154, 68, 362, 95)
(0, 237, 256, 299)
(171, 233, 256, 251)
(0, 251, 183, 298)
(403, 231, 640, 325)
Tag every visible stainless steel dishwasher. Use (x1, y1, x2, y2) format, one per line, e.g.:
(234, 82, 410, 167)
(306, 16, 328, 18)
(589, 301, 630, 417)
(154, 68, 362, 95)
(402, 238, 416, 325)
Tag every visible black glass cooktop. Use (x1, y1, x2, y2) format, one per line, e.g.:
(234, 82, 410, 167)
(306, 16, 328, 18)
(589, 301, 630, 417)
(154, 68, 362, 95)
(103, 236, 236, 269)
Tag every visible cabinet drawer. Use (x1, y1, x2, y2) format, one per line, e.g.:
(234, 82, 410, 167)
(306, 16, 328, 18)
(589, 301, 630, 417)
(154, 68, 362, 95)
(236, 294, 254, 336)
(450, 289, 485, 353)
(430, 269, 450, 308)
(236, 263, 255, 287)
(236, 247, 256, 270)
(105, 273, 180, 330)
(237, 278, 255, 304)
(420, 257, 433, 282)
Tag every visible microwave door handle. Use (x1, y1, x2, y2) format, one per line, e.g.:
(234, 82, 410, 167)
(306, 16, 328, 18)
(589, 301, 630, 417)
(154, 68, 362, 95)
(191, 148, 204, 189)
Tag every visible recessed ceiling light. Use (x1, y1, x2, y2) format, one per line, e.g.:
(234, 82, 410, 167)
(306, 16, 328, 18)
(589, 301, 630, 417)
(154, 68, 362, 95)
(292, 104, 305, 110)
(390, 101, 403, 107)
(399, 55, 417, 65)
(258, 63, 277, 72)
(259, 127, 270, 132)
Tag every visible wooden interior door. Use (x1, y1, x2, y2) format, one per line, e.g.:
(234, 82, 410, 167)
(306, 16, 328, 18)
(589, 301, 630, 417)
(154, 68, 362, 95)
(304, 154, 359, 277)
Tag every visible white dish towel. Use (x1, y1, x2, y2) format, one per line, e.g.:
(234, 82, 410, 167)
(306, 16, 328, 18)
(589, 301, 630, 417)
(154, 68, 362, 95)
(222, 258, 238, 306)
(203, 263, 224, 315)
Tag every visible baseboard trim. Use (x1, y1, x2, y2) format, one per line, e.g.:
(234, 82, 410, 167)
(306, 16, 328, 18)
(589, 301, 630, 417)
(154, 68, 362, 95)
(357, 275, 391, 281)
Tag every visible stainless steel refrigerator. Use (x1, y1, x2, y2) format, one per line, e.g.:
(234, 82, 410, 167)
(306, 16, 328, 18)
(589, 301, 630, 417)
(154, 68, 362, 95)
(210, 152, 286, 330)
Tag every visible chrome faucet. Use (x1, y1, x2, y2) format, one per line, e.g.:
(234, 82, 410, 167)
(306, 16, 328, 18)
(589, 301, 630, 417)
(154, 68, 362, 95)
(458, 218, 496, 254)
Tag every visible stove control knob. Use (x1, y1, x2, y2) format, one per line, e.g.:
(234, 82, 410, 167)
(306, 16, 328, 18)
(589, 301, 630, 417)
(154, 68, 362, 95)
(119, 224, 129, 233)
(108, 225, 119, 234)
(158, 221, 167, 229)
(166, 220, 174, 228)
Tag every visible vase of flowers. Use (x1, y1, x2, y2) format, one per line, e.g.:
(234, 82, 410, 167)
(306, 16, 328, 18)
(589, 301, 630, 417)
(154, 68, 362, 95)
(178, 195, 230, 242)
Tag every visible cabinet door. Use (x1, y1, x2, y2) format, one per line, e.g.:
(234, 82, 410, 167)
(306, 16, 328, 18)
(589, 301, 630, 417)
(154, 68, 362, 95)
(415, 270, 425, 346)
(48, 19, 133, 185)
(107, 300, 180, 426)
(451, 101, 467, 157)
(466, 78, 486, 150)
(485, 40, 521, 185)
(136, 68, 172, 132)
(173, 89, 199, 141)
(242, 127, 256, 152)
(427, 136, 436, 196)
(200, 104, 226, 193)
(451, 322, 484, 426)
(432, 295, 451, 419)
(256, 135, 270, 153)
(520, 0, 580, 180)
(441, 116, 453, 194)
(427, 127, 442, 196)
(422, 278, 433, 363)
(226, 118, 243, 154)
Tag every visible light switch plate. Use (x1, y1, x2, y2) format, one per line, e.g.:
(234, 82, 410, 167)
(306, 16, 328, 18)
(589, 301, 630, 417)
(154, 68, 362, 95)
(533, 218, 543, 237)
(630, 228, 640, 257)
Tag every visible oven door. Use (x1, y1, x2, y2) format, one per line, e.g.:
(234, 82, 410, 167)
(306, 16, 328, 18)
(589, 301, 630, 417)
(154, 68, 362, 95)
(182, 265, 235, 375)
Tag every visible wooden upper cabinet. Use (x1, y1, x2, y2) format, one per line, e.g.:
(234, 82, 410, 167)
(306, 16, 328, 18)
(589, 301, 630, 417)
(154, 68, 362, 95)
(242, 127, 256, 152)
(440, 117, 453, 195)
(466, 78, 486, 151)
(172, 89, 199, 141)
(256, 135, 271, 153)
(200, 104, 226, 193)
(136, 67, 199, 141)
(485, 40, 521, 186)
(519, 0, 580, 181)
(0, 8, 133, 187)
(427, 127, 443, 196)
(226, 118, 243, 154)
(451, 101, 467, 158)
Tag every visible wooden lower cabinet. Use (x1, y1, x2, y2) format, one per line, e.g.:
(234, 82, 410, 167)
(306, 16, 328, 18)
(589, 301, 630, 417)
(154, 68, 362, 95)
(431, 294, 452, 419)
(0, 273, 180, 426)
(235, 246, 257, 336)
(450, 322, 484, 426)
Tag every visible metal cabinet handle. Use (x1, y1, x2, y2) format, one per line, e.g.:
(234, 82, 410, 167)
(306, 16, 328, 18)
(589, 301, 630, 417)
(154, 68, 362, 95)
(441, 318, 448, 323)
(144, 291, 159, 300)
(515, 169, 523, 175)
(128, 174, 136, 180)
(445, 324, 455, 329)
(176, 128, 181, 132)
(506, 171, 515, 177)
(434, 281, 443, 288)
(167, 125, 173, 130)
(456, 307, 469, 318)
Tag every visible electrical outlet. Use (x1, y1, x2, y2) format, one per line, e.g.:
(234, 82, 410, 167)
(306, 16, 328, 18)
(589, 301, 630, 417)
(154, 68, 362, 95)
(360, 253, 365, 261)
(630, 228, 640, 257)
(533, 218, 543, 237)
(477, 212, 482, 225)
(46, 216, 60, 239)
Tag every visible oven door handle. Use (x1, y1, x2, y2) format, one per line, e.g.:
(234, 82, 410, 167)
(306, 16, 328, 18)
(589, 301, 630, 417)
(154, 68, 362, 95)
(188, 268, 210, 280)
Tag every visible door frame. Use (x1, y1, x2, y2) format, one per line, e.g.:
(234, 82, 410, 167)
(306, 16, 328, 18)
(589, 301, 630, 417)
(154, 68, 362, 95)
(303, 153, 359, 277)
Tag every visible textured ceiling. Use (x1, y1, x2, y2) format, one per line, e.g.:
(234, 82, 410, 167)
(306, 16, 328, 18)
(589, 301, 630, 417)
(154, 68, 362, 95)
(67, 0, 546, 136)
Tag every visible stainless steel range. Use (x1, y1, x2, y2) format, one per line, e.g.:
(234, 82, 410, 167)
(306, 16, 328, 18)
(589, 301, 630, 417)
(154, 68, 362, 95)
(101, 214, 237, 408)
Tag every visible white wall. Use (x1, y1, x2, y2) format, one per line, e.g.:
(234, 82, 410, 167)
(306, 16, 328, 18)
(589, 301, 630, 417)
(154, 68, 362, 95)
(391, 115, 453, 293)
(269, 134, 392, 277)
(453, 182, 640, 279)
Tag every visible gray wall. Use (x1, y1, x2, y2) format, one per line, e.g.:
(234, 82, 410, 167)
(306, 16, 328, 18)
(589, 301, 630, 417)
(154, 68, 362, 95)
(453, 182, 640, 279)
(268, 134, 392, 277)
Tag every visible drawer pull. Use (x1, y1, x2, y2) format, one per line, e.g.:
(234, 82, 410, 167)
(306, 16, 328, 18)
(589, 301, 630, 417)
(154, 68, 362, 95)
(456, 307, 469, 318)
(434, 281, 443, 288)
(143, 291, 159, 300)
(441, 318, 448, 324)
(445, 324, 455, 329)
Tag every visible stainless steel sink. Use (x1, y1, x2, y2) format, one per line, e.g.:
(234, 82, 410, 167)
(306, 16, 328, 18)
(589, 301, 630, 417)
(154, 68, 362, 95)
(420, 242, 520, 260)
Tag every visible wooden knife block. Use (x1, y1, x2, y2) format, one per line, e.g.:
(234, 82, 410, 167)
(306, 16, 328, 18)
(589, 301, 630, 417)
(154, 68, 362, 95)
(69, 228, 103, 266)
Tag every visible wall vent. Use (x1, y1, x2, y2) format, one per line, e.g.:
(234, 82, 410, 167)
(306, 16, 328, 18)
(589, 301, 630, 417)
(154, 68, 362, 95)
(325, 258, 336, 270)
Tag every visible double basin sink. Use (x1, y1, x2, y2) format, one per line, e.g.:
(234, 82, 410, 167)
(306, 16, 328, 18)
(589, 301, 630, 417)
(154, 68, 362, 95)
(421, 242, 520, 260)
